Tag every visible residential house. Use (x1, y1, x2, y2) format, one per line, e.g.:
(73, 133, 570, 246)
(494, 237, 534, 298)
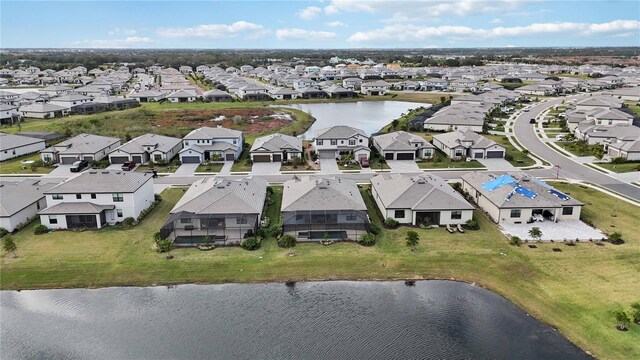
(250, 133, 303, 163)
(361, 80, 390, 96)
(108, 133, 182, 164)
(159, 177, 268, 246)
(40, 133, 121, 164)
(269, 87, 299, 100)
(19, 103, 70, 119)
(461, 172, 583, 225)
(235, 84, 270, 100)
(432, 130, 505, 159)
(448, 79, 477, 92)
(574, 123, 640, 145)
(281, 177, 369, 241)
(202, 89, 233, 102)
(0, 179, 55, 232)
(314, 126, 370, 161)
(179, 126, 244, 163)
(49, 94, 94, 109)
(0, 133, 46, 162)
(38, 170, 155, 229)
(372, 131, 435, 160)
(0, 104, 21, 124)
(607, 139, 640, 161)
(324, 85, 355, 99)
(342, 77, 363, 90)
(129, 90, 166, 102)
(167, 90, 198, 103)
(370, 173, 474, 226)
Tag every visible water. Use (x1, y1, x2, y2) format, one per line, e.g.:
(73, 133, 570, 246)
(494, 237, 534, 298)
(0, 281, 590, 360)
(277, 101, 429, 139)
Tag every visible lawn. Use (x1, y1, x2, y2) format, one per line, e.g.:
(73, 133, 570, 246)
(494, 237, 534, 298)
(231, 143, 252, 172)
(556, 141, 603, 157)
(338, 161, 361, 171)
(416, 149, 484, 169)
(484, 134, 537, 167)
(0, 153, 52, 174)
(0, 184, 639, 358)
(195, 163, 224, 173)
(597, 162, 640, 173)
(135, 163, 179, 173)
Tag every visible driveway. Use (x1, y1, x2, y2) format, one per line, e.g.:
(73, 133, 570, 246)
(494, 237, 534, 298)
(172, 163, 199, 175)
(319, 158, 339, 173)
(251, 162, 281, 175)
(219, 161, 233, 175)
(501, 220, 605, 242)
(46, 165, 79, 177)
(476, 158, 517, 171)
(386, 160, 420, 172)
(106, 164, 124, 170)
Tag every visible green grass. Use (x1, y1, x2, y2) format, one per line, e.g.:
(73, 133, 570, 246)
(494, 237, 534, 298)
(1, 184, 639, 358)
(416, 149, 484, 169)
(597, 162, 640, 173)
(484, 134, 536, 167)
(0, 153, 52, 174)
(556, 141, 603, 157)
(231, 144, 252, 172)
(338, 161, 361, 171)
(195, 163, 224, 173)
(135, 164, 178, 173)
(625, 102, 640, 117)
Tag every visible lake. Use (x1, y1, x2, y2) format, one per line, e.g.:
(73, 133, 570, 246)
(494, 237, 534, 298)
(0, 281, 590, 360)
(277, 101, 429, 139)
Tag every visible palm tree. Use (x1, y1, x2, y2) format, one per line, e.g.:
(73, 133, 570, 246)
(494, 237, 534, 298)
(529, 227, 542, 241)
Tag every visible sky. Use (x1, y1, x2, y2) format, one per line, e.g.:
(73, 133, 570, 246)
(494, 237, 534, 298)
(1, 0, 639, 49)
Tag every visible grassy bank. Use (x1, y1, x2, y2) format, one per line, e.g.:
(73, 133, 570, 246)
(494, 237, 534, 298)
(0, 153, 52, 175)
(597, 162, 640, 173)
(484, 134, 537, 167)
(1, 184, 639, 359)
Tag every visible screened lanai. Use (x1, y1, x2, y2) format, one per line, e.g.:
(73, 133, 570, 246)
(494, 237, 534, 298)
(282, 209, 369, 241)
(160, 211, 259, 246)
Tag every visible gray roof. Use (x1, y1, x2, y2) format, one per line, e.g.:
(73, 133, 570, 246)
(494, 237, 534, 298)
(0, 179, 56, 217)
(202, 89, 231, 97)
(589, 108, 633, 121)
(250, 133, 302, 153)
(433, 130, 500, 149)
(269, 87, 298, 95)
(50, 94, 92, 102)
(167, 89, 197, 98)
(582, 124, 640, 141)
(361, 80, 390, 88)
(45, 170, 153, 194)
(315, 125, 367, 139)
(170, 177, 267, 215)
(0, 132, 45, 151)
(371, 174, 473, 211)
(576, 97, 623, 108)
(372, 131, 434, 151)
(130, 90, 166, 98)
(38, 202, 115, 215)
(112, 133, 181, 155)
(19, 103, 69, 113)
(282, 177, 366, 212)
(183, 126, 243, 140)
(609, 139, 640, 152)
(461, 172, 582, 209)
(42, 133, 120, 155)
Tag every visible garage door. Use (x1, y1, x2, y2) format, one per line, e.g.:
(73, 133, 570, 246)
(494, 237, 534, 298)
(253, 155, 271, 162)
(474, 152, 484, 159)
(110, 156, 129, 164)
(273, 154, 282, 162)
(396, 153, 415, 160)
(225, 153, 235, 161)
(181, 156, 201, 164)
(319, 150, 335, 159)
(486, 151, 504, 158)
(60, 157, 77, 164)
(132, 156, 143, 164)
(385, 153, 394, 160)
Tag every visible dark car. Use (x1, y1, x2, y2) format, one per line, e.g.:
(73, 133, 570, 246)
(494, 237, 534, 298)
(360, 157, 370, 168)
(121, 161, 136, 171)
(70, 160, 89, 172)
(529, 118, 536, 124)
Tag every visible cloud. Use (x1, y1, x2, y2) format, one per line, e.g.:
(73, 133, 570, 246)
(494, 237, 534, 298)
(298, 6, 322, 20)
(157, 21, 269, 39)
(72, 37, 153, 48)
(323, 0, 529, 18)
(108, 28, 137, 36)
(325, 21, 346, 28)
(347, 20, 640, 43)
(275, 28, 337, 41)
(490, 18, 503, 24)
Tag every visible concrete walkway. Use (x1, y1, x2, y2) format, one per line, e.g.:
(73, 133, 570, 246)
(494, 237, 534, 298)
(386, 160, 420, 172)
(219, 161, 233, 175)
(172, 163, 199, 176)
(319, 158, 339, 173)
(501, 220, 606, 241)
(476, 158, 517, 171)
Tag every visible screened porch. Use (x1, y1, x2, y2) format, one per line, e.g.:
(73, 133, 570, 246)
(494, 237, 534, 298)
(160, 211, 259, 246)
(282, 210, 370, 242)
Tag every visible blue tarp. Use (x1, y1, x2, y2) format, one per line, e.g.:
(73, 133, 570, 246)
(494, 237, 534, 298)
(482, 175, 517, 191)
(514, 185, 537, 199)
(549, 189, 570, 200)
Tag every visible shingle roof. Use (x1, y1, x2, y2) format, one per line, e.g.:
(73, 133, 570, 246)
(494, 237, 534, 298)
(19, 103, 69, 113)
(282, 177, 366, 212)
(42, 133, 120, 155)
(0, 132, 45, 151)
(170, 177, 267, 215)
(433, 130, 500, 149)
(167, 89, 197, 98)
(111, 133, 181, 155)
(38, 202, 115, 215)
(250, 133, 302, 153)
(315, 125, 367, 139)
(45, 170, 153, 194)
(0, 180, 56, 217)
(372, 131, 434, 151)
(183, 126, 243, 140)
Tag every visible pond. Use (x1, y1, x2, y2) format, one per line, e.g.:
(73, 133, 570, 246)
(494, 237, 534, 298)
(0, 281, 590, 360)
(277, 101, 429, 139)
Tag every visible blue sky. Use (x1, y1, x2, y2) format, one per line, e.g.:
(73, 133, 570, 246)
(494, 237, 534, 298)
(1, 1, 639, 48)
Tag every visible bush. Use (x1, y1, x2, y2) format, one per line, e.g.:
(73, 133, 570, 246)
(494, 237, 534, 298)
(405, 230, 420, 247)
(464, 219, 480, 230)
(277, 234, 296, 248)
(34, 224, 49, 235)
(156, 239, 173, 253)
(510, 236, 521, 246)
(269, 224, 282, 238)
(0, 227, 8, 238)
(123, 217, 136, 227)
(154, 193, 163, 202)
(358, 233, 377, 246)
(608, 232, 624, 245)
(384, 218, 399, 228)
(241, 236, 262, 251)
(368, 222, 381, 235)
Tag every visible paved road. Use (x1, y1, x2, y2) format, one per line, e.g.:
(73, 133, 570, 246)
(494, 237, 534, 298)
(513, 97, 640, 201)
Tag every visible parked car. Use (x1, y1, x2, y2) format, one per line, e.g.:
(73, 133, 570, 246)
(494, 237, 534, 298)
(121, 161, 136, 171)
(360, 158, 369, 168)
(529, 118, 536, 124)
(70, 160, 89, 173)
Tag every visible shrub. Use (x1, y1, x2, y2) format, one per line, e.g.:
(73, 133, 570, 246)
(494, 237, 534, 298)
(241, 236, 262, 251)
(608, 232, 624, 245)
(3, 235, 17, 256)
(0, 227, 8, 238)
(510, 236, 521, 246)
(358, 233, 376, 246)
(464, 219, 480, 230)
(154, 193, 163, 202)
(123, 217, 136, 227)
(156, 239, 173, 253)
(277, 234, 296, 248)
(269, 224, 282, 238)
(405, 230, 419, 247)
(34, 224, 49, 235)
(368, 222, 381, 235)
(384, 218, 399, 228)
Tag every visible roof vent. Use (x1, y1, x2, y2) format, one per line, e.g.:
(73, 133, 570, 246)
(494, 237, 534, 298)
(417, 179, 426, 184)
(101, 171, 109, 174)
(319, 186, 327, 189)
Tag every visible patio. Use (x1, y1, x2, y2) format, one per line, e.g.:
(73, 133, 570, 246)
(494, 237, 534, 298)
(500, 220, 606, 242)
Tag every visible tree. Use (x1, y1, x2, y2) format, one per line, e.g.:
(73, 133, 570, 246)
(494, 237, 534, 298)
(278, 234, 297, 254)
(3, 235, 17, 257)
(529, 227, 542, 241)
(613, 310, 631, 330)
(405, 230, 419, 248)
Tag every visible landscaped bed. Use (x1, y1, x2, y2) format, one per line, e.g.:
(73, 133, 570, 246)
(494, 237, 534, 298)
(416, 150, 484, 169)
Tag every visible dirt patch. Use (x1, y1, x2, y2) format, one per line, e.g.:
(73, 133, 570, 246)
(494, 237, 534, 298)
(150, 109, 295, 135)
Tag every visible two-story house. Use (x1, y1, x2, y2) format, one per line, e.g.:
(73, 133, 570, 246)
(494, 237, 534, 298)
(49, 94, 94, 110)
(38, 170, 155, 229)
(108, 133, 183, 164)
(372, 131, 435, 161)
(179, 126, 244, 163)
(314, 126, 370, 161)
(360, 80, 390, 96)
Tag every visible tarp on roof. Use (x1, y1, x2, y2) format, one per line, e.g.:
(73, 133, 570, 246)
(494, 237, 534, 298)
(481, 175, 517, 191)
(549, 189, 570, 201)
(514, 185, 537, 199)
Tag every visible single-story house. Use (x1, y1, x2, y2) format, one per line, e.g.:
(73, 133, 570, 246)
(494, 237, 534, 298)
(129, 90, 166, 102)
(574, 123, 640, 145)
(167, 90, 198, 103)
(0, 132, 46, 162)
(40, 133, 121, 164)
(38, 170, 155, 230)
(432, 131, 505, 160)
(159, 177, 268, 246)
(281, 177, 369, 241)
(202, 89, 233, 102)
(108, 133, 182, 164)
(372, 131, 435, 161)
(461, 172, 583, 225)
(250, 133, 303, 163)
(0, 179, 55, 232)
(607, 139, 640, 161)
(314, 125, 370, 161)
(269, 87, 299, 100)
(19, 103, 70, 119)
(371, 173, 474, 226)
(179, 126, 244, 163)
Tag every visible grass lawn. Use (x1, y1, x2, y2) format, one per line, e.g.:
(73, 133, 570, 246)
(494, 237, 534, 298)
(338, 161, 361, 171)
(195, 163, 224, 173)
(626, 103, 640, 118)
(556, 141, 603, 157)
(231, 144, 252, 172)
(386, 92, 449, 104)
(0, 153, 52, 174)
(416, 150, 484, 169)
(484, 134, 536, 167)
(135, 164, 179, 173)
(1, 184, 638, 358)
(597, 162, 640, 173)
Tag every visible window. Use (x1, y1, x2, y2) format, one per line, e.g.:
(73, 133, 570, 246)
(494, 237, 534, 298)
(112, 193, 124, 202)
(52, 194, 63, 200)
(348, 139, 356, 146)
(451, 211, 462, 220)
(455, 149, 464, 157)
(330, 140, 337, 146)
(76, 194, 82, 199)
(233, 139, 237, 144)
(237, 216, 248, 225)
(49, 216, 58, 224)
(180, 218, 192, 224)
(346, 214, 356, 221)
(317, 140, 323, 146)
(562, 207, 573, 216)
(117, 209, 123, 217)
(359, 139, 363, 143)
(394, 210, 405, 218)
(510, 209, 521, 218)
(91, 193, 96, 199)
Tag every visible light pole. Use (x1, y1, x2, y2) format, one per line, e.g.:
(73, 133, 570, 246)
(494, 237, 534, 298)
(555, 165, 561, 179)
